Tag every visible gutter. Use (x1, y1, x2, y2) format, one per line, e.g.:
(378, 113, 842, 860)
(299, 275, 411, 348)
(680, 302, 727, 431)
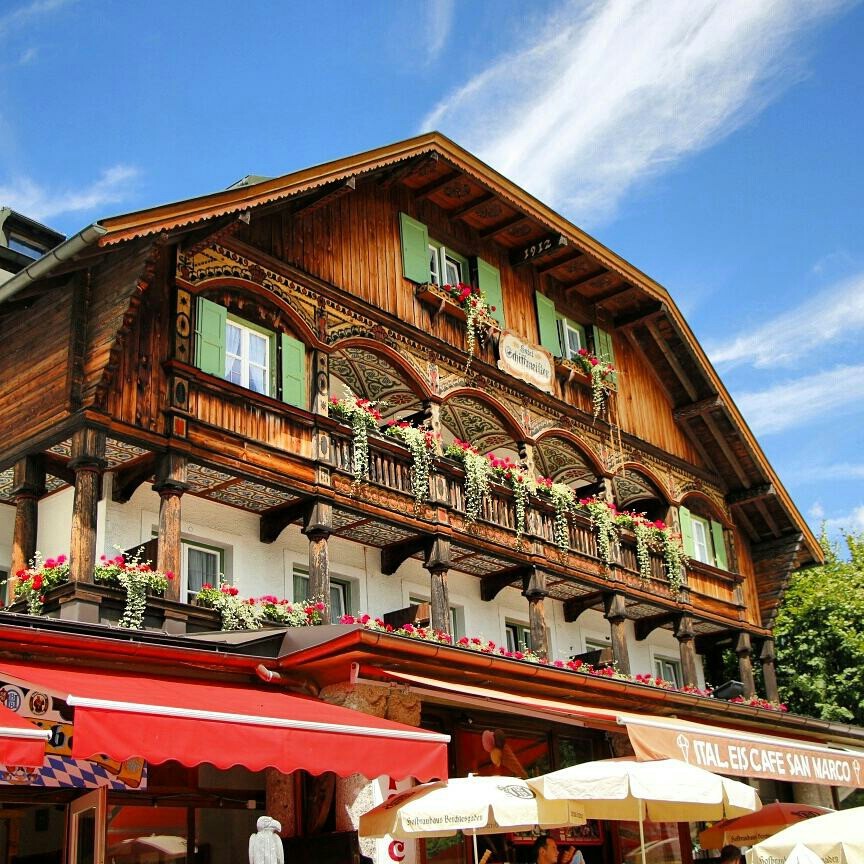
(0, 222, 106, 305)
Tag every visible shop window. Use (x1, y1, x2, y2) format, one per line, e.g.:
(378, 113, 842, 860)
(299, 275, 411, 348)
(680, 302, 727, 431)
(653, 655, 683, 687)
(505, 620, 532, 653)
(399, 212, 505, 327)
(293, 564, 351, 619)
(194, 297, 306, 408)
(182, 540, 224, 601)
(679, 504, 728, 570)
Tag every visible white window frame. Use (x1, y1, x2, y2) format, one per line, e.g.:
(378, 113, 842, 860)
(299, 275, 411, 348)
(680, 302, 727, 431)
(690, 514, 712, 565)
(557, 318, 584, 360)
(653, 655, 683, 687)
(292, 565, 352, 620)
(225, 316, 272, 396)
(181, 540, 224, 602)
(504, 620, 532, 653)
(428, 240, 467, 286)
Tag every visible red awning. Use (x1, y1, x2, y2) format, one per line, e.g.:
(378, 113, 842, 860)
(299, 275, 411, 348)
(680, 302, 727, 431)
(0, 660, 448, 781)
(0, 703, 51, 767)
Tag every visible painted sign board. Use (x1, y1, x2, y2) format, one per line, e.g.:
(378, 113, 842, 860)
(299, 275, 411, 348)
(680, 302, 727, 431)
(497, 331, 555, 394)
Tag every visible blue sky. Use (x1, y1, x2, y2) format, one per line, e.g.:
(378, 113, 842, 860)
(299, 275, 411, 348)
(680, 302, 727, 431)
(1, 0, 862, 544)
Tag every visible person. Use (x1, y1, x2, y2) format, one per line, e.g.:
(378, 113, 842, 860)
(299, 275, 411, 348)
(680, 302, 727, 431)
(531, 835, 561, 864)
(720, 845, 742, 864)
(249, 815, 284, 864)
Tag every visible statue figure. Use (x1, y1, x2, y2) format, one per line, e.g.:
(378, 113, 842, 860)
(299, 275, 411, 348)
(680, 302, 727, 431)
(249, 816, 284, 864)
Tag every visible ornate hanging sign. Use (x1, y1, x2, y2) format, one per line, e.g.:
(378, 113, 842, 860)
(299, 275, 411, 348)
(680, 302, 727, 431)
(497, 331, 555, 394)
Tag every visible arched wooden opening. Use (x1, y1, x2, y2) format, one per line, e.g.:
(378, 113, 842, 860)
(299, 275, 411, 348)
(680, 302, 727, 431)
(612, 465, 671, 523)
(533, 433, 603, 493)
(439, 391, 521, 459)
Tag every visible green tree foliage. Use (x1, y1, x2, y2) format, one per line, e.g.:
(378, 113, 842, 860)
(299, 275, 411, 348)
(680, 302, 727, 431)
(774, 531, 864, 724)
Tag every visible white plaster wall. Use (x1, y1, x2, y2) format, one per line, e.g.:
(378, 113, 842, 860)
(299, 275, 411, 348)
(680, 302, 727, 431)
(0, 503, 14, 572)
(18, 486, 705, 686)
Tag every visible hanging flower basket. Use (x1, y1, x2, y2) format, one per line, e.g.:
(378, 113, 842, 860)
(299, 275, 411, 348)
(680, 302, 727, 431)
(13, 553, 71, 614)
(579, 496, 620, 566)
(328, 392, 385, 484)
(417, 282, 497, 367)
(94, 550, 173, 630)
(489, 455, 532, 541)
(195, 582, 326, 631)
(444, 439, 493, 524)
(536, 478, 579, 552)
(385, 420, 439, 511)
(567, 348, 616, 418)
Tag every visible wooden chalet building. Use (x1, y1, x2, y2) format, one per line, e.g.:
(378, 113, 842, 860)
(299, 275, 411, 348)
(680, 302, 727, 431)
(0, 133, 861, 864)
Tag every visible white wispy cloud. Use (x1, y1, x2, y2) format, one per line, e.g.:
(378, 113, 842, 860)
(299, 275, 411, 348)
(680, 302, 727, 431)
(791, 462, 864, 485)
(820, 504, 864, 536)
(425, 0, 454, 64)
(709, 270, 864, 369)
(421, 0, 847, 223)
(734, 364, 864, 435)
(0, 165, 140, 221)
(0, 0, 72, 36)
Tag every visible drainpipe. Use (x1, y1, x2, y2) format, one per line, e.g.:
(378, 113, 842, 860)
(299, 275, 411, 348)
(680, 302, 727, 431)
(0, 222, 107, 304)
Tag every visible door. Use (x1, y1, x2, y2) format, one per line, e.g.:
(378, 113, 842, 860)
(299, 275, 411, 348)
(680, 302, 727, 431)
(68, 786, 106, 864)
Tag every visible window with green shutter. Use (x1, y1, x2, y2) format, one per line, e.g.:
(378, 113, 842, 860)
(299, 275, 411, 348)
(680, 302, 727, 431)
(474, 257, 504, 327)
(591, 325, 617, 382)
(194, 296, 306, 408)
(710, 519, 728, 571)
(399, 212, 430, 284)
(535, 291, 561, 355)
(679, 503, 728, 570)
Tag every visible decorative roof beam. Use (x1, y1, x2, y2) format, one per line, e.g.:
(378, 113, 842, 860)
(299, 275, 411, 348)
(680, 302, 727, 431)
(726, 483, 775, 507)
(413, 170, 463, 201)
(181, 211, 250, 259)
(701, 411, 752, 489)
(480, 565, 534, 602)
(377, 152, 439, 189)
(380, 535, 430, 576)
(754, 498, 783, 539)
(614, 301, 666, 330)
(448, 191, 495, 219)
(645, 319, 699, 402)
(260, 498, 314, 545)
(111, 453, 157, 504)
(591, 282, 635, 308)
(562, 590, 607, 622)
(634, 611, 680, 641)
(563, 267, 607, 293)
(291, 177, 356, 217)
(479, 213, 529, 239)
(673, 395, 724, 421)
(41, 452, 76, 487)
(536, 249, 583, 274)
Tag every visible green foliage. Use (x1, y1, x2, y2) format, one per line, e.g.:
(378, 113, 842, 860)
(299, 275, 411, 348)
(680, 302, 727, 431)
(774, 531, 864, 724)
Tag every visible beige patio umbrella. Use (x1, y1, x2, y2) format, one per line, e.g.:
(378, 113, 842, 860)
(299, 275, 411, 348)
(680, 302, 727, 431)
(745, 806, 864, 864)
(360, 775, 586, 862)
(528, 759, 761, 864)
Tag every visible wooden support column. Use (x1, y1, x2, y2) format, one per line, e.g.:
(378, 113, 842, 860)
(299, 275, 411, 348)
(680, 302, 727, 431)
(152, 453, 188, 602)
(604, 591, 631, 675)
(735, 631, 756, 698)
(674, 614, 699, 688)
(311, 350, 330, 416)
(8, 456, 46, 602)
(523, 569, 549, 659)
(760, 637, 781, 703)
(424, 538, 451, 635)
(302, 500, 333, 623)
(69, 428, 106, 585)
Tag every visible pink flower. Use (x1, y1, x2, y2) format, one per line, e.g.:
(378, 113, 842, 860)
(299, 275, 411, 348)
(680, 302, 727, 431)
(340, 614, 356, 624)
(201, 583, 212, 591)
(44, 558, 56, 568)
(56, 555, 67, 564)
(315, 602, 326, 611)
(165, 571, 175, 580)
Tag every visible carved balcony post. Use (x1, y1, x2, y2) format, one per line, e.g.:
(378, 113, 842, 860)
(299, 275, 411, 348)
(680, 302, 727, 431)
(311, 350, 330, 416)
(604, 591, 631, 675)
(303, 500, 333, 624)
(69, 428, 107, 585)
(8, 455, 45, 603)
(735, 631, 757, 699)
(523, 568, 549, 660)
(674, 614, 699, 688)
(760, 637, 781, 703)
(153, 453, 188, 602)
(424, 538, 451, 635)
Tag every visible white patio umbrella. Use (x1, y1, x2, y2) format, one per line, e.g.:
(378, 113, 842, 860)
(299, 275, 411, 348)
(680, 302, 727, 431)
(360, 775, 586, 863)
(745, 806, 864, 864)
(528, 759, 761, 864)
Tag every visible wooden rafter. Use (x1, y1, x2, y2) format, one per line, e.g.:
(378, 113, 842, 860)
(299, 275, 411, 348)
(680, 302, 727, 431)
(111, 453, 157, 503)
(645, 319, 699, 402)
(562, 590, 606, 622)
(413, 170, 463, 200)
(614, 302, 665, 330)
(377, 152, 439, 189)
(701, 411, 751, 488)
(634, 611, 680, 641)
(537, 249, 583, 274)
(480, 565, 533, 602)
(591, 282, 634, 307)
(380, 536, 429, 576)
(754, 498, 782, 538)
(448, 191, 495, 219)
(292, 177, 356, 217)
(479, 213, 528, 239)
(726, 484, 775, 507)
(563, 267, 607, 292)
(181, 211, 251, 259)
(673, 395, 724, 421)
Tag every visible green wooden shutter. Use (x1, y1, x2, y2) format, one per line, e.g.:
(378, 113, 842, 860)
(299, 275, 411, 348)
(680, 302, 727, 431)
(678, 505, 695, 558)
(194, 297, 226, 377)
(592, 325, 617, 382)
(475, 257, 504, 327)
(710, 520, 728, 571)
(535, 291, 561, 354)
(281, 332, 306, 409)
(399, 212, 430, 283)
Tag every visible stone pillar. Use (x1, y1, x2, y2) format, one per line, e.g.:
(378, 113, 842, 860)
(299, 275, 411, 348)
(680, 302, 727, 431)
(69, 428, 107, 585)
(523, 568, 549, 659)
(604, 591, 631, 675)
(760, 637, 781, 703)
(303, 500, 332, 623)
(265, 768, 298, 839)
(8, 456, 45, 603)
(674, 614, 699, 688)
(424, 538, 451, 635)
(792, 782, 834, 808)
(153, 453, 188, 602)
(318, 682, 423, 860)
(735, 631, 756, 699)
